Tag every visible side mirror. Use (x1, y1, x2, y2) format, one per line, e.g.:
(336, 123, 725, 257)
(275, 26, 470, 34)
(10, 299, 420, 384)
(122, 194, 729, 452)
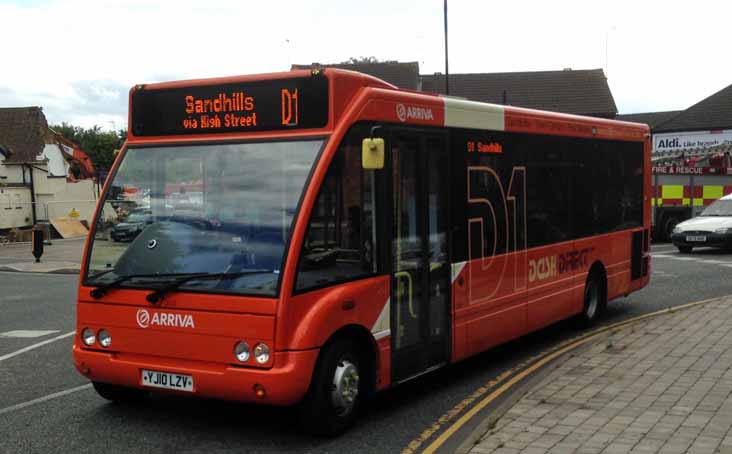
(362, 138, 385, 170)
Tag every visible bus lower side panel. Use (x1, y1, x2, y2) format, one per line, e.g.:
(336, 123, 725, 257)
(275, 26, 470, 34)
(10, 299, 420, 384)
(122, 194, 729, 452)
(451, 230, 643, 362)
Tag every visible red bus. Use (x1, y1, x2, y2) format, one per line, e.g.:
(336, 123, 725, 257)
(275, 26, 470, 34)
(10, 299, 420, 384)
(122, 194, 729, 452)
(74, 68, 651, 435)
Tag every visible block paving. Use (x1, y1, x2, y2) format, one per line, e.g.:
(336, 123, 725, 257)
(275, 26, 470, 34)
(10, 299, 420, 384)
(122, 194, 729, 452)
(469, 298, 732, 454)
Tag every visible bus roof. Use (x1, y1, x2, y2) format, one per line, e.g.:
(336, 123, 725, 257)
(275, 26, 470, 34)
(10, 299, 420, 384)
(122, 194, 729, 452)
(127, 68, 649, 144)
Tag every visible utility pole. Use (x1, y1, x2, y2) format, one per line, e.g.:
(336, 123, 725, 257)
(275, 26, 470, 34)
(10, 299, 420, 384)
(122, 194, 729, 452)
(444, 0, 449, 96)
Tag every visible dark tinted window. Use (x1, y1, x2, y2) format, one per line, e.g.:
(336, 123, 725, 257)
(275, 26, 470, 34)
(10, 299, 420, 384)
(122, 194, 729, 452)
(525, 143, 572, 248)
(572, 140, 644, 236)
(296, 125, 378, 292)
(452, 130, 528, 261)
(450, 130, 644, 261)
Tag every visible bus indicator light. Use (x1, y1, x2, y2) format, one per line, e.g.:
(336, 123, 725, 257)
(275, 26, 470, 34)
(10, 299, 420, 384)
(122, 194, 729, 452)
(253, 384, 266, 398)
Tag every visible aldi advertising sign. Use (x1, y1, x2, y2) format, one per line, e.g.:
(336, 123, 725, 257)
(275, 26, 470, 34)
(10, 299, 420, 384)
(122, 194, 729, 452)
(653, 129, 732, 152)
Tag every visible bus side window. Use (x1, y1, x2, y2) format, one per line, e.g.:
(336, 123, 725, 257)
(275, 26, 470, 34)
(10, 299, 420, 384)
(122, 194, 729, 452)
(295, 125, 377, 292)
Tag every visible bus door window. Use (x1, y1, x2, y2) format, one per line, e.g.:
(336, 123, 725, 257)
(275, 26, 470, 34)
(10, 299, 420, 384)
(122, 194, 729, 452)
(392, 136, 422, 349)
(295, 125, 378, 292)
(390, 131, 451, 380)
(426, 138, 449, 338)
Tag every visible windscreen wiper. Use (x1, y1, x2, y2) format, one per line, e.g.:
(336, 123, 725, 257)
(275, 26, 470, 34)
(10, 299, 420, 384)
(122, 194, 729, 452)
(145, 270, 275, 304)
(89, 272, 209, 299)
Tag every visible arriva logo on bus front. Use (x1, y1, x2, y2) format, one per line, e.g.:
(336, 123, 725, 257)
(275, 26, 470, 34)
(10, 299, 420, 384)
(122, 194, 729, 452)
(396, 103, 434, 122)
(136, 309, 195, 329)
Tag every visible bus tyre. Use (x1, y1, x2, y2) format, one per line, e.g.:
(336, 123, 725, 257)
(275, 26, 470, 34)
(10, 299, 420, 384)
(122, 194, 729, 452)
(579, 273, 606, 327)
(92, 381, 149, 403)
(678, 246, 693, 254)
(299, 339, 362, 437)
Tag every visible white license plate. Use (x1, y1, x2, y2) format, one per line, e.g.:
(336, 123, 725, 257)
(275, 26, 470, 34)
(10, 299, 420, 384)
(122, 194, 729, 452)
(686, 235, 707, 242)
(141, 369, 194, 392)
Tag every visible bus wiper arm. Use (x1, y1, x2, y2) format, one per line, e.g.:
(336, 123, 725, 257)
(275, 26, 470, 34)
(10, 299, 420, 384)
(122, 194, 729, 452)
(89, 273, 207, 299)
(145, 270, 275, 304)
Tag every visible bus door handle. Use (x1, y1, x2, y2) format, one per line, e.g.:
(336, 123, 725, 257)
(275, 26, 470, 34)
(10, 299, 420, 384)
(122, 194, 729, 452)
(394, 271, 416, 318)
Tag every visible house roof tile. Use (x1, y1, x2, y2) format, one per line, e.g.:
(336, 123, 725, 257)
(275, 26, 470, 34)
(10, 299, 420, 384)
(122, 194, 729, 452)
(0, 107, 48, 164)
(653, 83, 732, 132)
(421, 69, 617, 118)
(616, 111, 682, 129)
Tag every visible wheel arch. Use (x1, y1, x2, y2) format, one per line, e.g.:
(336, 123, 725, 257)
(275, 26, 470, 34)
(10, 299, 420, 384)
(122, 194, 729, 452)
(317, 324, 380, 398)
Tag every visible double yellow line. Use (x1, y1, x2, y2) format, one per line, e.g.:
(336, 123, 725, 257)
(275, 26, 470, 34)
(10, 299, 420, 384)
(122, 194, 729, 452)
(404, 296, 722, 454)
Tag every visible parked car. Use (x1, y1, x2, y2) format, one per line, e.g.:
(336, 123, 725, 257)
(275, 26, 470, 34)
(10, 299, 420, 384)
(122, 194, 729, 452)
(111, 209, 152, 242)
(670, 194, 732, 253)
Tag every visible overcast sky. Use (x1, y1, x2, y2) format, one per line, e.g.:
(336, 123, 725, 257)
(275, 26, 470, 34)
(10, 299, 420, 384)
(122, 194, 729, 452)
(2, 0, 730, 130)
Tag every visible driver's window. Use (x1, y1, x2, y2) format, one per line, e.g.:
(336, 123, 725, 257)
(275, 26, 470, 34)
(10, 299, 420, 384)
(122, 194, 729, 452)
(295, 125, 377, 292)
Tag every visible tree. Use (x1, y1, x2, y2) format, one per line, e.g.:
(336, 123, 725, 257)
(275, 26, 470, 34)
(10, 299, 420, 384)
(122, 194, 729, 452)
(51, 123, 127, 171)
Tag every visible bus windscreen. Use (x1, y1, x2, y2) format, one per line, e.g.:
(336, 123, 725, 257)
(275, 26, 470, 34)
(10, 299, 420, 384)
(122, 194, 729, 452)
(85, 139, 324, 297)
(130, 76, 329, 136)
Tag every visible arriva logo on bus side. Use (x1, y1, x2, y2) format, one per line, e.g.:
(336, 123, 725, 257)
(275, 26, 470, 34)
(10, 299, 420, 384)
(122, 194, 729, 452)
(136, 309, 195, 329)
(396, 103, 434, 122)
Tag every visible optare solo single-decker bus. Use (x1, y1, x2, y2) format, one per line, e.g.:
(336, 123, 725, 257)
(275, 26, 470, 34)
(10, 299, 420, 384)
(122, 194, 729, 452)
(73, 68, 651, 435)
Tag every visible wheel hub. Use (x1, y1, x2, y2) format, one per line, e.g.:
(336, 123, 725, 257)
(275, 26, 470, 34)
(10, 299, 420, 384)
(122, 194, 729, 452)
(331, 359, 359, 416)
(586, 282, 598, 319)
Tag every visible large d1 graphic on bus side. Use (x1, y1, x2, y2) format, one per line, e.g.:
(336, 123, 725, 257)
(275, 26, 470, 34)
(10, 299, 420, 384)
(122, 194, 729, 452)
(467, 166, 527, 302)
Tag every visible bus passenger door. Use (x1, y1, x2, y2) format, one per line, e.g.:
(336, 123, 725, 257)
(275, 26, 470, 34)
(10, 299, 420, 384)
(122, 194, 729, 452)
(390, 130, 451, 382)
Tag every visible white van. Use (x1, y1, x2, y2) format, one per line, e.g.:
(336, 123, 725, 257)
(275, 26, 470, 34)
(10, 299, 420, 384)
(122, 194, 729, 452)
(670, 193, 732, 253)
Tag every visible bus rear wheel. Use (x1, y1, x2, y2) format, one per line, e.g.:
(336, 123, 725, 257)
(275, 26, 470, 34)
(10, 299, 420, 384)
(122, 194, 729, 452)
(578, 272, 606, 326)
(299, 339, 362, 437)
(92, 381, 149, 403)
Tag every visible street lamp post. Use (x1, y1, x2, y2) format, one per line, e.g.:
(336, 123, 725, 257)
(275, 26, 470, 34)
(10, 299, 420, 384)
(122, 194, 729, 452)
(444, 0, 449, 96)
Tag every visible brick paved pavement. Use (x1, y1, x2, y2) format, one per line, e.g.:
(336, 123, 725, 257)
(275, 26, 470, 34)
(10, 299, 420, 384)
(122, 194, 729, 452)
(469, 298, 732, 454)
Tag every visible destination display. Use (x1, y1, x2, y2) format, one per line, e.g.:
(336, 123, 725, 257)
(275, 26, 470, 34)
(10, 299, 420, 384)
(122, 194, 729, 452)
(130, 76, 329, 136)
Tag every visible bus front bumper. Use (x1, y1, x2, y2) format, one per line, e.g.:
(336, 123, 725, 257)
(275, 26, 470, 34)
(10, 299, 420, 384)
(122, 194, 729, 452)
(73, 345, 319, 406)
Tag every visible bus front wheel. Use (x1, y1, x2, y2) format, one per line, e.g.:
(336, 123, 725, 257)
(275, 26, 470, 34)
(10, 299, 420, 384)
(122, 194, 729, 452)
(92, 381, 149, 403)
(299, 339, 362, 436)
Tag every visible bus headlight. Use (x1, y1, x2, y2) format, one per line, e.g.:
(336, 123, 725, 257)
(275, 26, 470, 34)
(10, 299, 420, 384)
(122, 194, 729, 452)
(234, 341, 250, 362)
(253, 343, 270, 364)
(98, 329, 112, 348)
(81, 328, 96, 346)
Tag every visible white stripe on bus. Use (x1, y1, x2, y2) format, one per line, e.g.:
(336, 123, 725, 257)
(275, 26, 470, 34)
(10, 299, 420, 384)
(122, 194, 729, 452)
(443, 98, 505, 131)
